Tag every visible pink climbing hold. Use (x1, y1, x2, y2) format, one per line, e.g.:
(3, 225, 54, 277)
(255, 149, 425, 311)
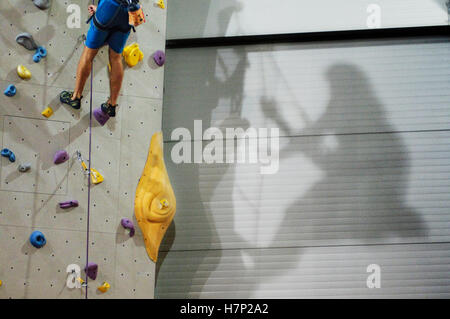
(93, 107, 110, 126)
(85, 262, 98, 280)
(54, 150, 69, 164)
(153, 50, 165, 67)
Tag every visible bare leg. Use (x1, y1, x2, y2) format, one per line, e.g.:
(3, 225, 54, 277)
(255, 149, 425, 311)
(73, 46, 99, 99)
(108, 47, 124, 106)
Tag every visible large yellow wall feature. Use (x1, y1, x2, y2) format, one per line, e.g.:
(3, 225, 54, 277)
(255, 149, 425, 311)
(134, 132, 176, 262)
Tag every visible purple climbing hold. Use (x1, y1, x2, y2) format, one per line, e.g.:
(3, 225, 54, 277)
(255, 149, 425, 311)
(153, 50, 165, 67)
(121, 218, 135, 237)
(93, 107, 110, 126)
(59, 200, 79, 209)
(85, 262, 98, 280)
(54, 150, 69, 164)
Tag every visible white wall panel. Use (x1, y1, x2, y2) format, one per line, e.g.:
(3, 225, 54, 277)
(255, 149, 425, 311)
(167, 0, 449, 39)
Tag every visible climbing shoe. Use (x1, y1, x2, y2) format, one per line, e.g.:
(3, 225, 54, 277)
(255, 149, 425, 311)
(60, 91, 82, 110)
(101, 102, 117, 117)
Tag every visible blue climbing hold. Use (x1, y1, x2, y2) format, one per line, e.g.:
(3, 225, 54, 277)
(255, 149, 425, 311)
(33, 52, 42, 63)
(37, 46, 47, 58)
(4, 85, 16, 97)
(33, 46, 47, 63)
(1, 148, 15, 162)
(29, 231, 46, 248)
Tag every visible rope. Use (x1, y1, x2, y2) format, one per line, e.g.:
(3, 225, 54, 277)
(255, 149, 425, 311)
(84, 0, 96, 300)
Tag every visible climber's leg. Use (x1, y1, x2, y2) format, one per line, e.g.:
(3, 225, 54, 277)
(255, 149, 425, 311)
(60, 46, 98, 109)
(100, 45, 127, 117)
(73, 46, 99, 99)
(108, 47, 124, 106)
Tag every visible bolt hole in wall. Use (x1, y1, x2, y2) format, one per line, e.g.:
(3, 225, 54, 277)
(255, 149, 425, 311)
(0, 0, 167, 298)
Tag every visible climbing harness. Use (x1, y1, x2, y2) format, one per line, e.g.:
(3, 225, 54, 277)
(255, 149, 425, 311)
(88, 0, 145, 33)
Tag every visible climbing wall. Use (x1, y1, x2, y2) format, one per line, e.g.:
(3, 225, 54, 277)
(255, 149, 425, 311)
(0, 0, 167, 298)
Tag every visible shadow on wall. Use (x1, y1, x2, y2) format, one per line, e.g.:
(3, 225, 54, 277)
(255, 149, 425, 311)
(167, 0, 243, 38)
(158, 56, 430, 297)
(156, 4, 250, 295)
(265, 63, 429, 253)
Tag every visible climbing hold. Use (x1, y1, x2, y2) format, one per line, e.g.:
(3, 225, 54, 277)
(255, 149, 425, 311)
(84, 262, 98, 280)
(33, 46, 47, 63)
(59, 200, 79, 209)
(32, 0, 51, 10)
(122, 43, 144, 67)
(37, 46, 47, 58)
(33, 53, 41, 63)
(97, 282, 110, 293)
(93, 107, 110, 126)
(18, 163, 31, 172)
(157, 0, 165, 9)
(15, 33, 38, 51)
(17, 65, 32, 80)
(153, 50, 166, 67)
(41, 106, 54, 118)
(77, 277, 88, 287)
(90, 168, 104, 184)
(1, 148, 16, 163)
(4, 85, 17, 97)
(0, 280, 2, 287)
(135, 132, 177, 262)
(121, 218, 135, 237)
(54, 150, 69, 164)
(160, 198, 169, 208)
(29, 231, 46, 248)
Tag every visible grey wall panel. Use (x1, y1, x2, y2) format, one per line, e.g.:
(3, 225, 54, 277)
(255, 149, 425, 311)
(158, 37, 450, 298)
(161, 130, 450, 251)
(163, 38, 450, 140)
(156, 243, 450, 298)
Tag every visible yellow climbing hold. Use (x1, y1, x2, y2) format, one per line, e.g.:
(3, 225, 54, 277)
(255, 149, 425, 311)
(76, 151, 104, 184)
(41, 106, 53, 118)
(160, 198, 169, 208)
(135, 132, 176, 263)
(97, 281, 110, 293)
(123, 43, 144, 67)
(157, 0, 165, 9)
(90, 168, 104, 184)
(0, 280, 2, 287)
(17, 65, 32, 80)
